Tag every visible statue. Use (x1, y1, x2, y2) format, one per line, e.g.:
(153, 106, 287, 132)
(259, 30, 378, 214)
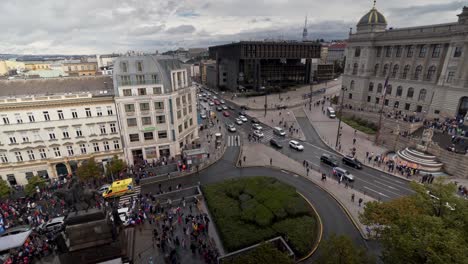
(53, 178, 99, 213)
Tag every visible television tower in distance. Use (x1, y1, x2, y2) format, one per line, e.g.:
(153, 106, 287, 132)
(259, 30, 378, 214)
(302, 15, 308, 41)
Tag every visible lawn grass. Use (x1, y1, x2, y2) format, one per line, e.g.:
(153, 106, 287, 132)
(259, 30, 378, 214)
(339, 115, 377, 135)
(203, 176, 319, 258)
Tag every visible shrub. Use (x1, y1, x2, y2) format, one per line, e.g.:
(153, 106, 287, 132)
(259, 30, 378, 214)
(223, 243, 294, 264)
(273, 216, 318, 256)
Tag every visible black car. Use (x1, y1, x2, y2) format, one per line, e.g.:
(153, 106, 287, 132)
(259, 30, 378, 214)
(270, 139, 283, 148)
(251, 118, 260, 124)
(320, 154, 338, 167)
(238, 110, 246, 116)
(240, 105, 249, 110)
(342, 156, 363, 169)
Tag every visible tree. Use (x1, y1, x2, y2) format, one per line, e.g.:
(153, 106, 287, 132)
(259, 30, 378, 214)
(24, 176, 46, 197)
(76, 158, 102, 181)
(316, 234, 375, 264)
(0, 179, 11, 199)
(105, 155, 126, 179)
(360, 179, 468, 264)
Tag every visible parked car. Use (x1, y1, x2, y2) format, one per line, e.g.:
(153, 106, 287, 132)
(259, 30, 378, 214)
(253, 130, 264, 138)
(98, 184, 111, 195)
(238, 111, 246, 116)
(227, 123, 236, 132)
(239, 115, 248, 122)
(38, 217, 65, 233)
(342, 156, 363, 169)
(273, 127, 286, 136)
(269, 139, 283, 148)
(235, 118, 243, 125)
(252, 123, 263, 130)
(289, 140, 304, 151)
(251, 118, 260, 124)
(320, 154, 338, 167)
(223, 111, 230, 117)
(332, 167, 355, 181)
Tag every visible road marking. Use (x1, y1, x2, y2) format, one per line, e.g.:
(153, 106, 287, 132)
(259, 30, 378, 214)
(281, 170, 290, 174)
(363, 186, 391, 198)
(355, 178, 402, 197)
(372, 180, 399, 190)
(350, 168, 414, 192)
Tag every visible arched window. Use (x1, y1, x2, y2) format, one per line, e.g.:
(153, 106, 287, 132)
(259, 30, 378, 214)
(391, 64, 399, 78)
(374, 64, 379, 76)
(386, 85, 392, 95)
(426, 66, 436, 81)
(402, 65, 410, 79)
(407, 87, 414, 98)
(382, 64, 389, 77)
(377, 83, 383, 93)
(350, 80, 355, 90)
(396, 86, 403, 97)
(368, 82, 374, 92)
(352, 63, 358, 75)
(418, 89, 427, 101)
(414, 65, 423, 80)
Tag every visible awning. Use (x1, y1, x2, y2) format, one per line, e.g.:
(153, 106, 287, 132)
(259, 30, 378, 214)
(0, 230, 32, 251)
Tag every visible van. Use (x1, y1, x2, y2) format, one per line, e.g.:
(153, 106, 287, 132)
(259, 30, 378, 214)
(327, 107, 336, 118)
(273, 127, 286, 136)
(103, 178, 135, 199)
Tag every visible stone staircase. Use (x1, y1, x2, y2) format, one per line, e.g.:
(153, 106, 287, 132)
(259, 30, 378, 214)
(396, 147, 444, 172)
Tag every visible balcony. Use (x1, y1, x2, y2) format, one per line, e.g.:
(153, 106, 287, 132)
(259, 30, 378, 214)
(118, 78, 161, 87)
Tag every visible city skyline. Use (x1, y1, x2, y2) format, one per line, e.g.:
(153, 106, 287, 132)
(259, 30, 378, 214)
(0, 0, 464, 55)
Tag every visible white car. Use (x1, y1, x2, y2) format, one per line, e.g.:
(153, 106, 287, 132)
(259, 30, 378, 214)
(98, 184, 111, 195)
(110, 207, 132, 227)
(222, 105, 228, 110)
(289, 140, 304, 151)
(227, 124, 237, 132)
(235, 118, 243, 125)
(209, 102, 214, 106)
(39, 217, 65, 233)
(252, 123, 263, 130)
(253, 130, 264, 138)
(220, 100, 225, 104)
(239, 115, 248, 122)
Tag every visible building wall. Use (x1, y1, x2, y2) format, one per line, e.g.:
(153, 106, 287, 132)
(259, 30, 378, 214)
(63, 62, 98, 76)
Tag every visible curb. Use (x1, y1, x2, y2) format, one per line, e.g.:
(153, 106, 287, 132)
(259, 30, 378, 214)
(296, 191, 323, 262)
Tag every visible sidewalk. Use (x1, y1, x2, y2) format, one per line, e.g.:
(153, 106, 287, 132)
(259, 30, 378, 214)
(240, 143, 374, 239)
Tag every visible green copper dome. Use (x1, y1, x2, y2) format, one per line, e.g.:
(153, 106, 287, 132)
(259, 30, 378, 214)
(358, 7, 387, 26)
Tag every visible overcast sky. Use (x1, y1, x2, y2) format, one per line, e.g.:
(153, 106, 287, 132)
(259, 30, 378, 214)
(0, 0, 465, 55)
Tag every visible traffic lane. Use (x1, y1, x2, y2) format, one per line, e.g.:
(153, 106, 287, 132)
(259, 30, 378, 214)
(296, 116, 329, 149)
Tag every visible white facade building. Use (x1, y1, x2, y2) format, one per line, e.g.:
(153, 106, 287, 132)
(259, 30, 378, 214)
(0, 76, 123, 186)
(343, 5, 468, 119)
(113, 56, 199, 165)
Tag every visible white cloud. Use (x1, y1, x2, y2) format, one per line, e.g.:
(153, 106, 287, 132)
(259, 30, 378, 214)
(0, 0, 464, 54)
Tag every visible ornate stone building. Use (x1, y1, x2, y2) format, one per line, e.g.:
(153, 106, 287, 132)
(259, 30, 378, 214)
(343, 5, 468, 119)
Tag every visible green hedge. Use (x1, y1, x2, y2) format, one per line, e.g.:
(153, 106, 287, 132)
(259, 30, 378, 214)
(223, 243, 294, 264)
(203, 177, 318, 257)
(339, 115, 377, 135)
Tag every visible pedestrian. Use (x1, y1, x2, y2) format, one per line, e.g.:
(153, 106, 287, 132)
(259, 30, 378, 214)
(353, 138, 356, 145)
(366, 151, 369, 158)
(351, 193, 355, 202)
(243, 156, 246, 162)
(358, 198, 363, 207)
(270, 158, 272, 166)
(306, 168, 310, 176)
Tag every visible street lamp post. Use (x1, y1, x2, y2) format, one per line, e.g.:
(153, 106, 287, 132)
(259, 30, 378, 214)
(309, 82, 313, 111)
(335, 86, 347, 148)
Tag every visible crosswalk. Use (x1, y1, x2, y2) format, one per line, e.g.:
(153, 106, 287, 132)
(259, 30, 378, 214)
(118, 185, 141, 207)
(227, 135, 241, 147)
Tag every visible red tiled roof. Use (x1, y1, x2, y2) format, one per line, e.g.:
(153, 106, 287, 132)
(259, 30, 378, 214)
(329, 43, 347, 49)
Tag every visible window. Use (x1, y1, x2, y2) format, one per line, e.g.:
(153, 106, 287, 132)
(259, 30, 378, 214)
(155, 115, 166, 124)
(375, 97, 380, 104)
(136, 75, 145, 85)
(113, 140, 120, 149)
(62, 130, 70, 139)
(142, 117, 152, 125)
(177, 110, 182, 119)
(374, 64, 379, 76)
(187, 94, 192, 104)
(377, 83, 383, 93)
(53, 147, 61, 157)
(189, 118, 193, 126)
(384, 99, 389, 106)
(176, 98, 181, 108)
(43, 111, 50, 121)
(426, 66, 436, 81)
(85, 108, 92, 117)
(354, 47, 361, 57)
(352, 63, 358, 75)
(107, 106, 113, 115)
(124, 104, 135, 113)
(391, 65, 399, 78)
(376, 47, 382, 57)
(394, 101, 399, 108)
(153, 87, 162, 94)
(136, 61, 143, 72)
(416, 105, 423, 113)
(144, 132, 154, 140)
(15, 114, 23, 123)
(22, 134, 29, 143)
(0, 153, 8, 163)
(368, 82, 374, 92)
(127, 118, 137, 127)
(414, 65, 423, 80)
(140, 103, 150, 111)
(138, 87, 147, 95)
(49, 132, 56, 140)
(402, 65, 410, 79)
(15, 152, 23, 162)
(158, 130, 168, 139)
(27, 113, 35, 122)
(129, 134, 140, 142)
(418, 45, 427, 58)
(67, 146, 74, 156)
(367, 96, 371, 102)
(2, 116, 9, 125)
(39, 149, 46, 159)
(396, 86, 403, 97)
(407, 45, 414, 57)
(446, 71, 455, 83)
(188, 105, 193, 113)
(184, 121, 188, 129)
(57, 110, 64, 120)
(418, 89, 427, 101)
(385, 46, 392, 57)
(99, 124, 106, 134)
(454, 46, 463, 57)
(110, 123, 117, 133)
(183, 108, 187, 116)
(103, 141, 110, 151)
(93, 143, 100, 152)
(405, 103, 411, 110)
(121, 62, 128, 73)
(407, 87, 414, 98)
(432, 44, 441, 58)
(27, 150, 35, 160)
(382, 64, 389, 77)
(71, 110, 78, 118)
(182, 95, 187, 104)
(348, 93, 352, 99)
(9, 137, 16, 144)
(80, 144, 87, 154)
(151, 74, 159, 84)
(178, 124, 183, 133)
(386, 85, 392, 95)
(349, 80, 355, 90)
(123, 89, 132, 96)
(395, 46, 402, 57)
(96, 107, 103, 116)
(154, 102, 164, 110)
(120, 75, 130, 85)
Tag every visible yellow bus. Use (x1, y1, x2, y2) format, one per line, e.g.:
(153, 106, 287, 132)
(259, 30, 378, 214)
(102, 178, 135, 199)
